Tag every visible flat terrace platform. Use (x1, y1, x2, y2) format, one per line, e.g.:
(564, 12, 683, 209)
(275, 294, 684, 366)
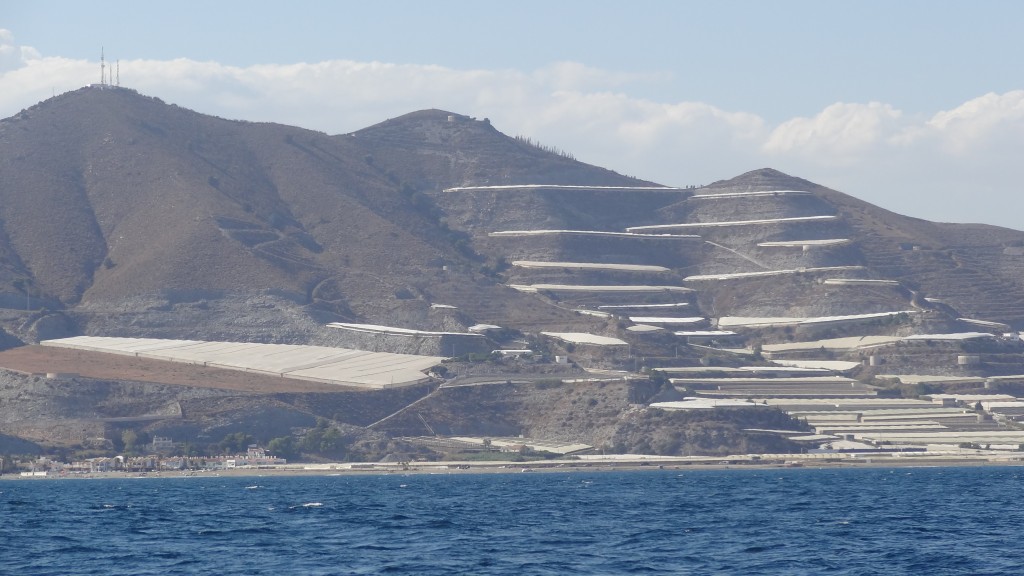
(855, 431, 1024, 445)
(598, 303, 690, 310)
(690, 190, 811, 199)
(541, 332, 628, 346)
(490, 229, 700, 240)
(510, 284, 693, 293)
(41, 336, 443, 389)
(626, 215, 837, 232)
(763, 335, 904, 353)
(444, 184, 685, 192)
(685, 265, 864, 282)
(822, 278, 900, 286)
(629, 316, 706, 325)
(720, 310, 916, 329)
(512, 261, 671, 273)
(758, 239, 850, 248)
(0, 345, 352, 393)
(326, 323, 483, 338)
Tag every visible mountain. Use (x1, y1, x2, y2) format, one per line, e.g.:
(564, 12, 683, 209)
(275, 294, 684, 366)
(0, 87, 619, 345)
(2, 86, 1024, 347)
(3, 86, 1024, 459)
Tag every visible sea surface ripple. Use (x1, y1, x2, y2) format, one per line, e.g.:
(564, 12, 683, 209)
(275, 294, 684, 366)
(2, 466, 1023, 575)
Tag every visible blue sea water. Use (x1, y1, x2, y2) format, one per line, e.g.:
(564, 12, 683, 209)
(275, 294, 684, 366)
(2, 466, 1023, 575)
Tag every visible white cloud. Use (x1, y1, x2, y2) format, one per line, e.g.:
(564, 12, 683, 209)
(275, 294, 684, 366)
(0, 29, 41, 72)
(529, 61, 669, 92)
(501, 91, 766, 186)
(0, 43, 1021, 228)
(0, 31, 95, 112)
(759, 94, 1024, 226)
(929, 91, 1024, 132)
(762, 102, 903, 165)
(923, 91, 1024, 156)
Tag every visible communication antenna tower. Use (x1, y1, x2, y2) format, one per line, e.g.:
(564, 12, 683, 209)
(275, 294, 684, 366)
(100, 47, 106, 86)
(116, 60, 120, 86)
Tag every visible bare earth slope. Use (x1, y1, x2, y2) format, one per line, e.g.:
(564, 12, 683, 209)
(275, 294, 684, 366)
(0, 88, 626, 343)
(3, 89, 1022, 343)
(2, 88, 1024, 459)
(697, 169, 1024, 324)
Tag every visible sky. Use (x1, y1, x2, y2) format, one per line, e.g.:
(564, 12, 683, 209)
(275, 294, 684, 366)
(3, 0, 1023, 228)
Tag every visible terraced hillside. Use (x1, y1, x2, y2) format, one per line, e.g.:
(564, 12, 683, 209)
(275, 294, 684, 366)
(2, 88, 1022, 350)
(423, 169, 1024, 334)
(3, 87, 1024, 459)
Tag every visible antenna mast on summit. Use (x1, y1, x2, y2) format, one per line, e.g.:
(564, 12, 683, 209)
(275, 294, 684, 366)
(116, 60, 120, 86)
(100, 47, 106, 86)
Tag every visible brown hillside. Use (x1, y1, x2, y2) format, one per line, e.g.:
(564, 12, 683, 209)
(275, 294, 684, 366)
(0, 88, 622, 343)
(2, 89, 1023, 342)
(5, 89, 1024, 458)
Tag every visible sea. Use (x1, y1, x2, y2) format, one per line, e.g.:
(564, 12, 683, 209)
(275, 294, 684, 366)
(2, 466, 1023, 575)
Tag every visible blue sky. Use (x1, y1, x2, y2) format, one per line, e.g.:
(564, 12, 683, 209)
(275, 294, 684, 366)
(3, 0, 1023, 228)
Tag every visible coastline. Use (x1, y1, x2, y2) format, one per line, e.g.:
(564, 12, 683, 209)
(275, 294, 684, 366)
(5, 452, 1024, 480)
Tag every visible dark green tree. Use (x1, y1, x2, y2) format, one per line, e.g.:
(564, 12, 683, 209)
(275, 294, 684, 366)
(268, 436, 298, 460)
(219, 432, 254, 455)
(121, 430, 139, 454)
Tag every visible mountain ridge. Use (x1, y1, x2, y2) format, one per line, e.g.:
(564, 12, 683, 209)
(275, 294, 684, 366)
(1, 85, 1023, 344)
(4, 86, 1024, 461)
